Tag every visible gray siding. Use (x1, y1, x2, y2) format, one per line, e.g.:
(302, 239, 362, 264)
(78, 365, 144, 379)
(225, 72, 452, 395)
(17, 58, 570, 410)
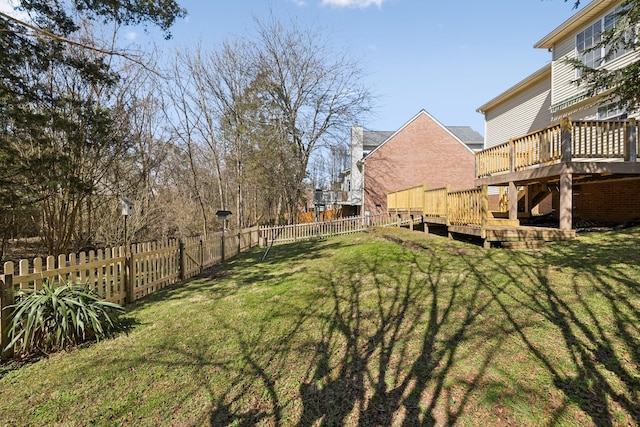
(484, 77, 552, 148)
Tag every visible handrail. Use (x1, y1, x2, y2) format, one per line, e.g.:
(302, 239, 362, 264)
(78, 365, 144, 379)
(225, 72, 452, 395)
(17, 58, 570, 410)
(387, 184, 489, 236)
(387, 184, 425, 212)
(475, 119, 637, 178)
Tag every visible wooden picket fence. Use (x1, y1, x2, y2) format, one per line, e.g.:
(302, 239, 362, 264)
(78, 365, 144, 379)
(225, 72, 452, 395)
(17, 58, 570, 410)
(1, 215, 405, 358)
(0, 226, 260, 358)
(258, 214, 398, 245)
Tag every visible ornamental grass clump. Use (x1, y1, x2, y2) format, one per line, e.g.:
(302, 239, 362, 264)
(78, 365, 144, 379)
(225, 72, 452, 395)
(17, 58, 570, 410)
(5, 281, 125, 356)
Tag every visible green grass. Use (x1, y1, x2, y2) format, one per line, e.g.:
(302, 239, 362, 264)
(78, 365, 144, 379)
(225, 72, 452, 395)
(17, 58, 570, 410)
(1, 227, 639, 426)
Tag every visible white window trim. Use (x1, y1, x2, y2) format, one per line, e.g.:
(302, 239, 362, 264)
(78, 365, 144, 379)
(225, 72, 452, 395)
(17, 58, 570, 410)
(575, 7, 634, 77)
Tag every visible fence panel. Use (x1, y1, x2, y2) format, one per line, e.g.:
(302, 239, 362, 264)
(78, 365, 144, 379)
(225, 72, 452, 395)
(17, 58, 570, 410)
(259, 215, 373, 245)
(2, 249, 128, 305)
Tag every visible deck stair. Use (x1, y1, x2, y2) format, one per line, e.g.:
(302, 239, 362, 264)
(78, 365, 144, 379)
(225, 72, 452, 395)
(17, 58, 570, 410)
(498, 183, 549, 214)
(487, 211, 519, 227)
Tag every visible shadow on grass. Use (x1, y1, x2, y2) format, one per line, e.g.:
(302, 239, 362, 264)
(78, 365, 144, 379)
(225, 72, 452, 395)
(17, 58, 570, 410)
(115, 228, 639, 425)
(204, 235, 510, 426)
(459, 229, 640, 426)
(125, 239, 347, 312)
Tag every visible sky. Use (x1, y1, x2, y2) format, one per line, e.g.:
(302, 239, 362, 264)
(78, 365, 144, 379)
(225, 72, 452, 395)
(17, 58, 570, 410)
(1, 0, 587, 137)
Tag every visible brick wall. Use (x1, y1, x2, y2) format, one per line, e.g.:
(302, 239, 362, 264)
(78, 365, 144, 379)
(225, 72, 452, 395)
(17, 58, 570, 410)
(573, 179, 640, 224)
(364, 112, 476, 215)
(549, 178, 640, 225)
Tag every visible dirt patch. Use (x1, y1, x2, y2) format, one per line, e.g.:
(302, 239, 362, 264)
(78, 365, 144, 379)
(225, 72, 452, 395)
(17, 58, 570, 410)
(380, 234, 431, 252)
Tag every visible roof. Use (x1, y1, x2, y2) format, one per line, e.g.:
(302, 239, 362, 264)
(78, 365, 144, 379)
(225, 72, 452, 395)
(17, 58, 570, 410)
(366, 110, 476, 158)
(445, 126, 484, 145)
(534, 0, 620, 49)
(476, 64, 551, 113)
(363, 131, 394, 150)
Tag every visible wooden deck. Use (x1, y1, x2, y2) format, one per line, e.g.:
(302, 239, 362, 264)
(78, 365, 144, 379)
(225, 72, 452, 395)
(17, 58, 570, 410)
(388, 185, 577, 248)
(475, 119, 638, 182)
(387, 118, 638, 244)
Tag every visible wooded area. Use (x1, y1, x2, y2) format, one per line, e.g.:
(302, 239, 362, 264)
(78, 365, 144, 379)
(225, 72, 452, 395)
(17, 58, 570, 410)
(0, 2, 372, 262)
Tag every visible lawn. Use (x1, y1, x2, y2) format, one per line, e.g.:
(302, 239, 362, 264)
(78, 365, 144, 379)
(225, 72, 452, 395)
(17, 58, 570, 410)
(1, 227, 639, 426)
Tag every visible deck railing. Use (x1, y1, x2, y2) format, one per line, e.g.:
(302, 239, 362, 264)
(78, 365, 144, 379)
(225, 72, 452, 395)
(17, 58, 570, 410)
(448, 187, 487, 226)
(387, 184, 425, 212)
(476, 118, 638, 178)
(387, 185, 489, 232)
(423, 186, 449, 219)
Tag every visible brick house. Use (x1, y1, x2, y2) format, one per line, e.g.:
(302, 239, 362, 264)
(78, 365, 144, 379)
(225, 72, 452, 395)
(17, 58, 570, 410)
(475, 0, 640, 229)
(339, 110, 479, 216)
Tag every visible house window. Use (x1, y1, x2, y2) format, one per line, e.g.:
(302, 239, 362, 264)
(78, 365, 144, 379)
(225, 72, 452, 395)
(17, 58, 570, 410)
(576, 21, 602, 72)
(597, 104, 627, 120)
(576, 7, 633, 75)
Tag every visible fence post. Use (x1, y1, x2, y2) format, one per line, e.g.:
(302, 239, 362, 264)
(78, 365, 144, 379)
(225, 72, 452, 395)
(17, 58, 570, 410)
(125, 246, 135, 304)
(1, 274, 15, 360)
(179, 240, 186, 280)
(199, 239, 204, 273)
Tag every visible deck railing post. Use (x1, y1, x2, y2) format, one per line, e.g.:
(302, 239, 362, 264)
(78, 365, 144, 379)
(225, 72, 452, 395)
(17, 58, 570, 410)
(625, 118, 637, 162)
(509, 139, 516, 172)
(561, 117, 573, 163)
(1, 274, 15, 360)
(444, 184, 451, 227)
(481, 185, 488, 240)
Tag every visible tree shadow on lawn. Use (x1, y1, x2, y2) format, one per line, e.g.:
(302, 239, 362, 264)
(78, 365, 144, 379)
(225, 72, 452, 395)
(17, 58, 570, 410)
(207, 239, 509, 426)
(459, 236, 640, 426)
(117, 229, 639, 425)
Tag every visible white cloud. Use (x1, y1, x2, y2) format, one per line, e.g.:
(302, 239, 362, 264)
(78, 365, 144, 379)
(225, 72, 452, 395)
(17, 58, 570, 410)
(321, 0, 385, 8)
(125, 31, 137, 41)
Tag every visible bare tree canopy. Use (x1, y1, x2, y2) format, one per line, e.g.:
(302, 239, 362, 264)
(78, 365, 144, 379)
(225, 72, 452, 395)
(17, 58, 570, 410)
(162, 15, 373, 226)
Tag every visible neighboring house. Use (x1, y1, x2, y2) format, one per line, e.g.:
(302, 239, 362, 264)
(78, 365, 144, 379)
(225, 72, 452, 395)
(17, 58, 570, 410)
(339, 110, 478, 216)
(475, 0, 640, 229)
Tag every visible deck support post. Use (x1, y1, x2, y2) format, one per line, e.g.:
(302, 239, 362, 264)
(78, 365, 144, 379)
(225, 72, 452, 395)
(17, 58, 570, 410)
(409, 215, 414, 231)
(423, 216, 429, 234)
(559, 172, 573, 230)
(508, 181, 518, 221)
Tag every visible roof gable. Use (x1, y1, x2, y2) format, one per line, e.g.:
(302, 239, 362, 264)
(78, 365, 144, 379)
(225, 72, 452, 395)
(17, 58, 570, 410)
(365, 110, 476, 158)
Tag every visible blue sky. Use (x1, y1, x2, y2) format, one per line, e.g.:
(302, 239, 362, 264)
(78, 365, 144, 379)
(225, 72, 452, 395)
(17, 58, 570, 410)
(1, 0, 586, 136)
(150, 0, 585, 137)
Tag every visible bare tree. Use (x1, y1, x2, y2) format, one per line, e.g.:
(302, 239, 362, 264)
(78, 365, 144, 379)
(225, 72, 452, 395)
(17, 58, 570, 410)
(253, 15, 373, 221)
